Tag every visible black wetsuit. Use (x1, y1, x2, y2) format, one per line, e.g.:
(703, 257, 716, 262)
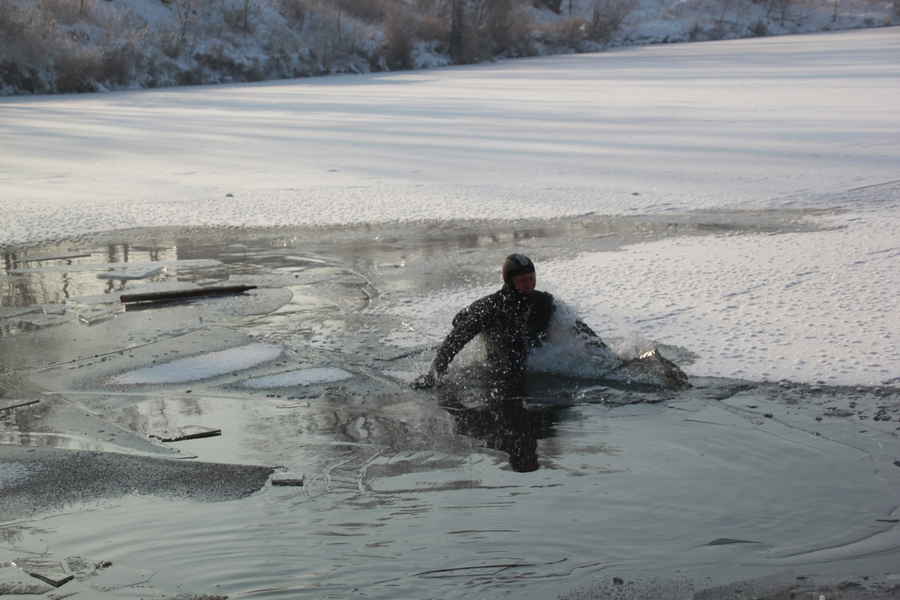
(432, 286, 555, 382)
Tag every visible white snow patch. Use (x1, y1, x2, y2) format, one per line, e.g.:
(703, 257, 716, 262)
(241, 367, 353, 388)
(97, 265, 165, 280)
(111, 343, 283, 385)
(541, 210, 900, 385)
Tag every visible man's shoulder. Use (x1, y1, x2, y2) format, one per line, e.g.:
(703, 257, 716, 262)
(467, 289, 506, 312)
(531, 290, 554, 307)
(450, 289, 503, 326)
(470, 289, 552, 308)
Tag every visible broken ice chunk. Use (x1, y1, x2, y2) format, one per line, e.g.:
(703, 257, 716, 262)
(272, 472, 305, 486)
(150, 425, 222, 443)
(97, 265, 165, 280)
(241, 367, 353, 389)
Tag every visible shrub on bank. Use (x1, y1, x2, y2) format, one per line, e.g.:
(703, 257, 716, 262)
(0, 0, 895, 96)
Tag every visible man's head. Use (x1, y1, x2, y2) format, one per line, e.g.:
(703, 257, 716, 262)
(502, 253, 536, 295)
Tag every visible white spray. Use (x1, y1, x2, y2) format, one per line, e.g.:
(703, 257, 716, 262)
(528, 301, 627, 378)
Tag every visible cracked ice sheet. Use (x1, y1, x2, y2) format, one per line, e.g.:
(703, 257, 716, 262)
(542, 211, 900, 386)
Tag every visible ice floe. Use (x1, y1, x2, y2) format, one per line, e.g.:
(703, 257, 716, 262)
(240, 367, 354, 388)
(111, 343, 283, 385)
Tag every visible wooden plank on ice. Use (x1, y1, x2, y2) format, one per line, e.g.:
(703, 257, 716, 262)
(19, 253, 92, 263)
(0, 399, 40, 412)
(272, 472, 305, 486)
(150, 425, 222, 443)
(120, 285, 257, 304)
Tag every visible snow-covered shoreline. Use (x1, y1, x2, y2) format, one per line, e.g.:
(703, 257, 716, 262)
(1, 0, 896, 96)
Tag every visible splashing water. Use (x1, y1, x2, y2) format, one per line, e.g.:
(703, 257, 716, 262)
(529, 301, 624, 378)
(609, 330, 662, 361)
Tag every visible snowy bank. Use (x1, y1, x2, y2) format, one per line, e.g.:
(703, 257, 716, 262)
(0, 0, 896, 95)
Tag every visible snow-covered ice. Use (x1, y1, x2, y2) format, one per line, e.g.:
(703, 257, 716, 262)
(2, 28, 899, 386)
(240, 367, 353, 388)
(543, 207, 900, 385)
(97, 265, 165, 280)
(110, 343, 283, 385)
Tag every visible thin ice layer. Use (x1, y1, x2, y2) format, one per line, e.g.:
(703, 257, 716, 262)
(241, 367, 353, 388)
(111, 343, 283, 385)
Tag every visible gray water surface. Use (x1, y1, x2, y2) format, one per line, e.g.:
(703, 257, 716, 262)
(2, 212, 899, 599)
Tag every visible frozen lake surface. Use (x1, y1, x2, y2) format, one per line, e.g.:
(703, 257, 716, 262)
(2, 27, 899, 386)
(1, 27, 899, 600)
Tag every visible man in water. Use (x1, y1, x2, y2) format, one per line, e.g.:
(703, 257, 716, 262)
(412, 253, 555, 392)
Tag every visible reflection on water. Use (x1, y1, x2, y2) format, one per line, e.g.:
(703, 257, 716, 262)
(2, 244, 180, 307)
(0, 399, 160, 455)
(0, 430, 123, 453)
(443, 402, 556, 473)
(435, 366, 566, 473)
(2, 211, 818, 312)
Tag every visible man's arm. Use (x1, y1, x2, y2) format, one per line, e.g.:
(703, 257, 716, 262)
(412, 300, 491, 389)
(432, 303, 489, 375)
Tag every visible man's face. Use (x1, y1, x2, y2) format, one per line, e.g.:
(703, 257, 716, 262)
(512, 272, 536, 295)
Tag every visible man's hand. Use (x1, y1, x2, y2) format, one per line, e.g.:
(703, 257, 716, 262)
(411, 368, 442, 389)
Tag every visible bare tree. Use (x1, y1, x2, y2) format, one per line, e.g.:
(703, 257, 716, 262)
(766, 0, 792, 26)
(717, 0, 737, 25)
(174, 0, 202, 50)
(277, 0, 306, 28)
(242, 0, 252, 32)
(336, 5, 342, 44)
(383, 4, 414, 69)
(485, 0, 515, 52)
(538, 0, 563, 13)
(449, 0, 464, 62)
(590, 0, 636, 43)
